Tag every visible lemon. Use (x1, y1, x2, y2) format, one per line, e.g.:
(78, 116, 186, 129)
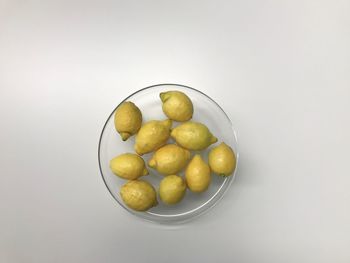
(148, 144, 191, 175)
(159, 175, 186, 205)
(134, 119, 172, 155)
(185, 154, 211, 193)
(171, 121, 217, 150)
(120, 180, 158, 211)
(209, 142, 236, 176)
(114, 101, 142, 141)
(110, 153, 148, 180)
(160, 91, 193, 122)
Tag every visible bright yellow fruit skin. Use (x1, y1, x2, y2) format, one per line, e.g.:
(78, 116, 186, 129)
(185, 154, 211, 193)
(114, 101, 142, 141)
(120, 180, 158, 211)
(110, 153, 148, 180)
(160, 91, 193, 122)
(159, 175, 186, 205)
(209, 142, 236, 176)
(148, 144, 191, 175)
(171, 121, 217, 150)
(134, 119, 172, 155)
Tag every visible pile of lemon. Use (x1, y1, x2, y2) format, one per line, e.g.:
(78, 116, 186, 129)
(110, 90, 236, 212)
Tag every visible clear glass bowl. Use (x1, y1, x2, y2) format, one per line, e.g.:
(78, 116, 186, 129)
(98, 84, 239, 224)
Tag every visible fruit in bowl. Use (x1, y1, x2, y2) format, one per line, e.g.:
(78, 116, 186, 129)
(107, 89, 236, 212)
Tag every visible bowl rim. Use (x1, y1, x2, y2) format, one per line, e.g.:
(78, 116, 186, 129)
(98, 83, 239, 224)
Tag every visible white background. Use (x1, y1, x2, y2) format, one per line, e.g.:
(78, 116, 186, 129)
(1, 0, 350, 262)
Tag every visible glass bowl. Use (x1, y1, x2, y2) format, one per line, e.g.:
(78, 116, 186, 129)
(98, 84, 239, 224)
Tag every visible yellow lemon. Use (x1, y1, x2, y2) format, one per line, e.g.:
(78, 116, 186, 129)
(148, 144, 191, 175)
(171, 121, 217, 150)
(110, 153, 148, 180)
(160, 90, 193, 122)
(185, 154, 211, 193)
(134, 119, 172, 155)
(114, 101, 142, 141)
(209, 142, 236, 176)
(159, 175, 186, 205)
(120, 180, 158, 211)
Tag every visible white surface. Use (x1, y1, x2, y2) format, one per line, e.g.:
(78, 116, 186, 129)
(0, 1, 349, 262)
